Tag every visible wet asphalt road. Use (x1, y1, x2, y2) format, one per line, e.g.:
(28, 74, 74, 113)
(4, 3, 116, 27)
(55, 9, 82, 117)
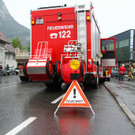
(0, 75, 135, 135)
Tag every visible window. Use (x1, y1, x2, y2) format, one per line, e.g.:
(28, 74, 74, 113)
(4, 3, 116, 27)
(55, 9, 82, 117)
(0, 48, 3, 53)
(8, 54, 10, 59)
(119, 39, 129, 48)
(116, 42, 118, 48)
(102, 39, 114, 51)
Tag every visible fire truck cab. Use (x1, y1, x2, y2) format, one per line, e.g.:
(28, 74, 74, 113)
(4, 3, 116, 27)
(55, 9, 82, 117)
(24, 2, 117, 88)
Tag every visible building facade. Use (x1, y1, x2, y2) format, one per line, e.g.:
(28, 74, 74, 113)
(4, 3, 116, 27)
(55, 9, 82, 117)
(0, 32, 17, 69)
(5, 43, 17, 68)
(0, 32, 8, 68)
(111, 29, 135, 68)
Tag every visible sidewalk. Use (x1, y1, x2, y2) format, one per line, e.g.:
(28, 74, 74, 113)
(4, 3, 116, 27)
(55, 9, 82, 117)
(104, 77, 135, 126)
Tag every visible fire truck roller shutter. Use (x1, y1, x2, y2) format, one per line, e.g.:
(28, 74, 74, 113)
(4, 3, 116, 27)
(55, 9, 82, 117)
(102, 51, 115, 67)
(46, 60, 53, 78)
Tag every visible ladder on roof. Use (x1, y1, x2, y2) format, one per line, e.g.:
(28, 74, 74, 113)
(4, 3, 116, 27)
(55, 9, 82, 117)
(76, 5, 87, 66)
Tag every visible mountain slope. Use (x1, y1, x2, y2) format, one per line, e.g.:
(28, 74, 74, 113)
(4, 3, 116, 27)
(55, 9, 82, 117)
(0, 0, 30, 46)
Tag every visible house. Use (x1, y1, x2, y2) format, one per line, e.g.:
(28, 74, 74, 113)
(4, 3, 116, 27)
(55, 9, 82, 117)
(0, 32, 8, 68)
(0, 32, 17, 69)
(5, 43, 17, 68)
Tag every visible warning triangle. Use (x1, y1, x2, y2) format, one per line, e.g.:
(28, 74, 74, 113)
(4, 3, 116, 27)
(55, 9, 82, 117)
(59, 80, 91, 107)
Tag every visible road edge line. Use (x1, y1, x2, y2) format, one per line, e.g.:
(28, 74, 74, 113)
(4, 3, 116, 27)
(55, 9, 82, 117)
(51, 94, 65, 104)
(4, 117, 37, 135)
(104, 83, 135, 127)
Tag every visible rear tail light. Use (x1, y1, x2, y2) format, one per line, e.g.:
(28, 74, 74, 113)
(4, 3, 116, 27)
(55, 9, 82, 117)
(19, 65, 23, 70)
(106, 70, 109, 75)
(88, 59, 93, 70)
(86, 16, 90, 21)
(31, 18, 35, 25)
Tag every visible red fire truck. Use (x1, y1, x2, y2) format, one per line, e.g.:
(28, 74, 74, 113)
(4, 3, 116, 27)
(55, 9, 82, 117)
(23, 3, 117, 88)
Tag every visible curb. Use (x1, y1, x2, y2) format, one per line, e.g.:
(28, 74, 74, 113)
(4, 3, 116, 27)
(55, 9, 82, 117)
(104, 83, 135, 127)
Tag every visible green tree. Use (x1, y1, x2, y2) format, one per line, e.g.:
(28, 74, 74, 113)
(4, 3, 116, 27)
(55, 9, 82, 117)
(11, 37, 23, 49)
(26, 41, 30, 52)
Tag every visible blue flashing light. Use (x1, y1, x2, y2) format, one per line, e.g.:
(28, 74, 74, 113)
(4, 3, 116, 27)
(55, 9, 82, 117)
(30, 10, 32, 14)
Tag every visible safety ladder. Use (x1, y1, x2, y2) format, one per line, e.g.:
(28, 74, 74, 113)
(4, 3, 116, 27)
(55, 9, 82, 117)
(76, 5, 87, 66)
(35, 41, 49, 59)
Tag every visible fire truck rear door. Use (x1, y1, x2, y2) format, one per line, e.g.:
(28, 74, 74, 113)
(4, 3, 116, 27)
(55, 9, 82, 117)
(100, 38, 117, 67)
(46, 12, 77, 63)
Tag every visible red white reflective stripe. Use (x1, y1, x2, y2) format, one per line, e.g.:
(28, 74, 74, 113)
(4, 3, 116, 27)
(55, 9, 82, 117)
(29, 59, 47, 62)
(27, 62, 46, 67)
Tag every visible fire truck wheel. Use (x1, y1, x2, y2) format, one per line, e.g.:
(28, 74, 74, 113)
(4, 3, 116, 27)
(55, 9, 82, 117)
(80, 60, 86, 77)
(93, 65, 99, 89)
(107, 78, 110, 81)
(100, 78, 105, 83)
(20, 76, 29, 82)
(23, 60, 28, 76)
(45, 77, 62, 89)
(55, 60, 61, 77)
(83, 75, 91, 89)
(45, 83, 52, 88)
(53, 76, 62, 88)
(46, 61, 53, 78)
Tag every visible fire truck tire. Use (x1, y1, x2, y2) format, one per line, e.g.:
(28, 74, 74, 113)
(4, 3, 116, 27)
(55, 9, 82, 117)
(99, 70, 106, 83)
(83, 74, 91, 89)
(80, 60, 86, 77)
(20, 76, 29, 82)
(55, 60, 61, 77)
(93, 64, 99, 89)
(23, 60, 28, 76)
(53, 76, 62, 88)
(23, 60, 29, 82)
(100, 78, 105, 83)
(107, 78, 110, 81)
(46, 60, 53, 78)
(45, 83, 52, 88)
(45, 77, 62, 88)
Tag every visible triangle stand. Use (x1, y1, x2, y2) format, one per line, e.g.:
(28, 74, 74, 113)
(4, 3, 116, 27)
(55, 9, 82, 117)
(54, 106, 95, 115)
(54, 80, 95, 116)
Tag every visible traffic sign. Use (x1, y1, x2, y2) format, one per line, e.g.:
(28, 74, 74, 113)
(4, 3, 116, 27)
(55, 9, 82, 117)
(54, 80, 95, 115)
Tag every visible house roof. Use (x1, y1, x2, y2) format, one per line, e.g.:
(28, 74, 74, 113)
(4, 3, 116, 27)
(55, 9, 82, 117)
(0, 32, 15, 53)
(0, 32, 9, 43)
(5, 43, 15, 53)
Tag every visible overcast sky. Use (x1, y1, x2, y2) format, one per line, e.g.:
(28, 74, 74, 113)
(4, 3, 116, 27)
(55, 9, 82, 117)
(2, 0, 135, 38)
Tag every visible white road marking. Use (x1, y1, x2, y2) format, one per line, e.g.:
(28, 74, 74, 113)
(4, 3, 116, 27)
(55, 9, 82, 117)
(5, 117, 37, 135)
(1, 85, 17, 89)
(51, 94, 65, 104)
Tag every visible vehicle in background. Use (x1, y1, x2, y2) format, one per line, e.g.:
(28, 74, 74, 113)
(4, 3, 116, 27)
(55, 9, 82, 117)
(2, 68, 7, 76)
(15, 55, 29, 81)
(0, 65, 2, 76)
(2, 68, 10, 75)
(111, 68, 119, 77)
(125, 70, 128, 75)
(15, 67, 19, 75)
(9, 67, 16, 75)
(2, 67, 16, 75)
